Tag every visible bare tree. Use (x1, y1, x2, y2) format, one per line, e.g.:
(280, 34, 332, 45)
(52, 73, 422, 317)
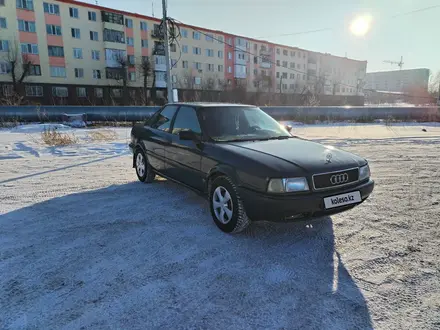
(428, 70, 440, 100)
(1, 39, 33, 95)
(114, 52, 129, 105)
(138, 56, 153, 104)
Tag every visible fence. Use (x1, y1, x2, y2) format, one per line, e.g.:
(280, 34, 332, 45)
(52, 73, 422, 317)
(0, 105, 439, 122)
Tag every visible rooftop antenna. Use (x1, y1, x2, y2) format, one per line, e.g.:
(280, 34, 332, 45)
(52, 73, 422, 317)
(152, 1, 155, 17)
(383, 56, 404, 70)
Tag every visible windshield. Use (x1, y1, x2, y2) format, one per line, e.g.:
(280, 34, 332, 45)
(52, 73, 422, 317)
(199, 106, 291, 142)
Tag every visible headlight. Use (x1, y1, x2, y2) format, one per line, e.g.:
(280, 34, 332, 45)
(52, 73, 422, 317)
(359, 164, 370, 181)
(267, 177, 309, 193)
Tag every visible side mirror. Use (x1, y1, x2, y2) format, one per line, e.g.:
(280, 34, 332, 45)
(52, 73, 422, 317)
(178, 129, 198, 141)
(285, 125, 293, 133)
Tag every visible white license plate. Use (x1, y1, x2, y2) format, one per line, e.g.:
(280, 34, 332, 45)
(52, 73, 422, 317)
(324, 191, 361, 209)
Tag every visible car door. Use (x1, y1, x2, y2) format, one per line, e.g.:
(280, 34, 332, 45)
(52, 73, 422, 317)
(142, 105, 178, 172)
(165, 106, 204, 190)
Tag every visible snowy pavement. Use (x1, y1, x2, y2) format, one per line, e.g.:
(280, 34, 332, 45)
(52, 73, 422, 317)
(1, 124, 440, 329)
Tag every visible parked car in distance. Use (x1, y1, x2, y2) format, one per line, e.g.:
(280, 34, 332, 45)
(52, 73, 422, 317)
(129, 103, 374, 233)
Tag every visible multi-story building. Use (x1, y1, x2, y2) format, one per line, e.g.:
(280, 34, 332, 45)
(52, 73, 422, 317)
(365, 68, 430, 93)
(0, 0, 367, 103)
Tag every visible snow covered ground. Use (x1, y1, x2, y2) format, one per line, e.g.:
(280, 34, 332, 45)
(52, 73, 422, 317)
(1, 123, 440, 329)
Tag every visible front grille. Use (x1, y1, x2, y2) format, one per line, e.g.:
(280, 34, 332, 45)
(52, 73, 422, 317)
(313, 168, 359, 190)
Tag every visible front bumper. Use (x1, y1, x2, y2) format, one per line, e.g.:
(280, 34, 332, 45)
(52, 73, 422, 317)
(129, 142, 135, 154)
(238, 179, 374, 221)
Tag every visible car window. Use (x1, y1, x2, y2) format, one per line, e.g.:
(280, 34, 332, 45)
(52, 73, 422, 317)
(171, 106, 201, 135)
(150, 105, 178, 132)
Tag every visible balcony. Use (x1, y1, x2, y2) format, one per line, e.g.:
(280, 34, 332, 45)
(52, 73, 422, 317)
(153, 42, 165, 56)
(106, 67, 125, 80)
(151, 24, 165, 39)
(154, 55, 166, 71)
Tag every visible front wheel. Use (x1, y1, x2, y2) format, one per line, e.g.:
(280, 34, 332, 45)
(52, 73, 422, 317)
(209, 176, 251, 233)
(135, 148, 155, 183)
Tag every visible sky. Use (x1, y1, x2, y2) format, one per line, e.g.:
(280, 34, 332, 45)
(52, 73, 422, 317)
(81, 0, 439, 75)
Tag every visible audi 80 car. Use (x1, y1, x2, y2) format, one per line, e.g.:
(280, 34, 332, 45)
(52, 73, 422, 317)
(129, 103, 374, 233)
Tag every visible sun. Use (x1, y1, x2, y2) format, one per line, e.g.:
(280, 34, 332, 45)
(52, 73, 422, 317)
(350, 15, 372, 37)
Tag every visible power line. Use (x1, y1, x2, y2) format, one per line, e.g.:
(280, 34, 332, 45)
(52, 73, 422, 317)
(255, 28, 333, 39)
(391, 4, 440, 18)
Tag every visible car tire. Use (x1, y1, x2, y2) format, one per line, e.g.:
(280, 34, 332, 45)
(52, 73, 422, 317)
(209, 176, 251, 233)
(135, 148, 155, 183)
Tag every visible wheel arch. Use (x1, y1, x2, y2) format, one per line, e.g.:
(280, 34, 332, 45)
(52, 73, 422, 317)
(206, 165, 240, 193)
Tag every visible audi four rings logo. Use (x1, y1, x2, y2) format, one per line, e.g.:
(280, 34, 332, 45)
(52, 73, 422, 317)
(330, 173, 349, 185)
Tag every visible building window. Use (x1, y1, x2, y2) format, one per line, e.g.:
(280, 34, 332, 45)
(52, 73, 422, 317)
(74, 68, 84, 78)
(71, 28, 81, 39)
(282, 61, 287, 68)
(77, 87, 86, 97)
(101, 11, 123, 25)
(0, 17, 7, 29)
(218, 64, 223, 72)
(193, 47, 201, 55)
(140, 21, 148, 31)
(182, 45, 188, 53)
(206, 49, 214, 57)
(171, 59, 177, 67)
(276, 60, 280, 66)
(126, 37, 134, 46)
(18, 20, 36, 32)
(282, 72, 287, 79)
(21, 43, 38, 54)
(25, 85, 43, 97)
(228, 66, 232, 73)
(2, 84, 13, 96)
(218, 50, 223, 58)
(95, 88, 103, 98)
(181, 29, 188, 38)
(43, 2, 59, 15)
(29, 64, 41, 76)
(193, 77, 201, 85)
(303, 74, 306, 80)
(228, 52, 232, 60)
(283, 49, 288, 56)
(103, 29, 125, 43)
(193, 62, 202, 70)
(182, 60, 188, 69)
(0, 63, 10, 74)
(206, 63, 215, 72)
(290, 62, 294, 69)
(170, 43, 176, 52)
(0, 40, 9, 51)
(125, 18, 133, 28)
(88, 11, 97, 21)
(69, 7, 79, 18)
(276, 72, 280, 78)
(111, 89, 122, 98)
(276, 48, 280, 54)
(192, 31, 200, 40)
(48, 46, 64, 57)
(93, 69, 101, 79)
(0, 0, 4, 5)
(50, 66, 66, 77)
(128, 55, 135, 65)
(129, 72, 136, 81)
(52, 86, 68, 97)
(141, 39, 148, 48)
(17, 0, 34, 10)
(90, 31, 99, 41)
(46, 24, 61, 35)
(205, 34, 213, 42)
(73, 48, 83, 59)
(91, 50, 100, 60)
(290, 73, 295, 79)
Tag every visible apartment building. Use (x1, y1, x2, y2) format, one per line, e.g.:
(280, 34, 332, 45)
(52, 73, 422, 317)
(365, 68, 430, 93)
(0, 0, 367, 103)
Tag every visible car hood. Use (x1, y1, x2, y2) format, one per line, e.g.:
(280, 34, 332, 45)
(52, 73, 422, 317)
(226, 138, 366, 173)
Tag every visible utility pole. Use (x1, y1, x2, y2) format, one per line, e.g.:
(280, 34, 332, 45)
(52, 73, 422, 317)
(162, 0, 173, 103)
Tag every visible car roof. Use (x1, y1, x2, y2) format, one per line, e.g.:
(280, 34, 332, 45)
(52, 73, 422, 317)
(167, 102, 257, 108)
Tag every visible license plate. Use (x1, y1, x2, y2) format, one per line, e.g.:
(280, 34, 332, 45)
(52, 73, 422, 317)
(324, 191, 361, 209)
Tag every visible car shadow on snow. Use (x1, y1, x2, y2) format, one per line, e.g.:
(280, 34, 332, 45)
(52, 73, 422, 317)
(1, 180, 373, 330)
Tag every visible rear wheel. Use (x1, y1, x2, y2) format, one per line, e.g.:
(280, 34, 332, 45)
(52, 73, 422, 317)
(135, 148, 155, 183)
(209, 176, 250, 233)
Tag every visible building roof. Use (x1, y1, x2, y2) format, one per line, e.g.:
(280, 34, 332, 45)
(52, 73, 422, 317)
(57, 0, 367, 64)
